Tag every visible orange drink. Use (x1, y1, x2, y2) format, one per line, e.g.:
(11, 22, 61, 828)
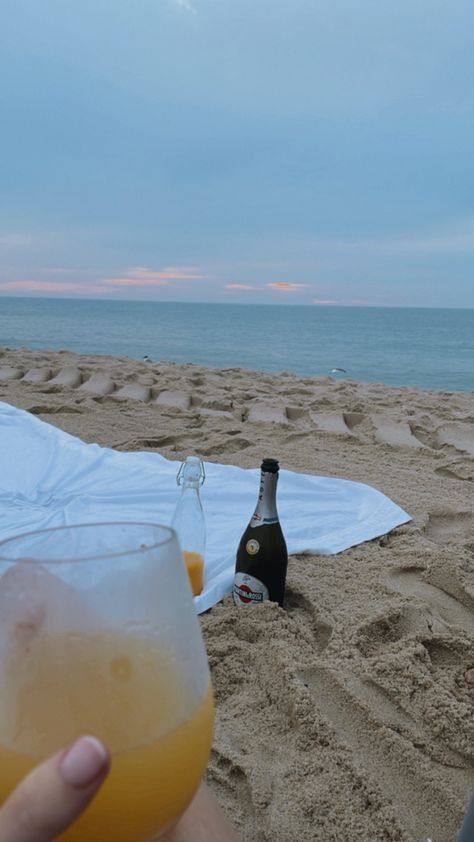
(183, 549, 204, 596)
(0, 632, 214, 842)
(0, 522, 215, 842)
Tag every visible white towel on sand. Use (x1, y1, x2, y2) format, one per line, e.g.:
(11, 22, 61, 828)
(0, 401, 411, 613)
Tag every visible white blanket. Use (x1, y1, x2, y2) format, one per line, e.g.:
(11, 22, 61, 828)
(0, 401, 411, 613)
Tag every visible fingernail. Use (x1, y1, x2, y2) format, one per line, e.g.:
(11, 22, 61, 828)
(60, 736, 109, 788)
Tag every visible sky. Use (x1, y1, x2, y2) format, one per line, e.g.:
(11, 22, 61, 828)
(1, 0, 473, 307)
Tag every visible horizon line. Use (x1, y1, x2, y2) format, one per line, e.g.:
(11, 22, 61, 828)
(0, 293, 472, 312)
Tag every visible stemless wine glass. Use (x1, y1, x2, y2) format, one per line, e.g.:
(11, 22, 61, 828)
(0, 522, 214, 842)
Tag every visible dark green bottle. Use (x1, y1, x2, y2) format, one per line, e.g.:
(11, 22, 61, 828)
(233, 459, 288, 607)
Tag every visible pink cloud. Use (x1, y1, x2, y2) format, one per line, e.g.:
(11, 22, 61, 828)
(267, 282, 308, 292)
(103, 266, 204, 286)
(225, 283, 254, 289)
(312, 299, 342, 305)
(0, 280, 107, 294)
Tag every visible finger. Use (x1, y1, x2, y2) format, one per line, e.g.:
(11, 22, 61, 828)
(0, 735, 110, 842)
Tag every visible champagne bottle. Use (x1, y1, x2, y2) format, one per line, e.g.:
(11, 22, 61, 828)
(233, 458, 288, 607)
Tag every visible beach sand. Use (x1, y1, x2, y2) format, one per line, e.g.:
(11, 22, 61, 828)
(1, 345, 473, 842)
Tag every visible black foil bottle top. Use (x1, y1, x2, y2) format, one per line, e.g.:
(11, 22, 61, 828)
(261, 458, 279, 474)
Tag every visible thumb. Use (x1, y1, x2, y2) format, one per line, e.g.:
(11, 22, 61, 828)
(0, 736, 110, 842)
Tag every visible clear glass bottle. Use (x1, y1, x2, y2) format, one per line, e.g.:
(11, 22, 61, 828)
(171, 456, 206, 597)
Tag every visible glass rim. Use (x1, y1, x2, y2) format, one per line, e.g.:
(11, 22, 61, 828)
(0, 521, 176, 564)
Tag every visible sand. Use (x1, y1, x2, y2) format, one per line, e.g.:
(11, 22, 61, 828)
(1, 345, 473, 842)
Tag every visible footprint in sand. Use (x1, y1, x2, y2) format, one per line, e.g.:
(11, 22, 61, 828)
(153, 390, 192, 410)
(198, 407, 235, 420)
(114, 435, 180, 451)
(341, 411, 382, 443)
(0, 367, 23, 380)
(209, 749, 257, 823)
(342, 411, 366, 430)
(354, 597, 474, 778)
(112, 384, 151, 402)
(47, 367, 83, 388)
(387, 567, 474, 637)
(412, 422, 474, 457)
(309, 411, 354, 436)
(245, 403, 289, 425)
(372, 416, 425, 449)
(421, 635, 470, 667)
(355, 602, 473, 668)
(284, 586, 333, 653)
(285, 406, 310, 422)
(294, 663, 472, 842)
(424, 510, 473, 545)
(78, 374, 115, 396)
(26, 405, 84, 416)
(354, 604, 442, 657)
(199, 398, 234, 413)
(435, 461, 474, 483)
(437, 423, 474, 457)
(22, 368, 53, 383)
(308, 409, 426, 449)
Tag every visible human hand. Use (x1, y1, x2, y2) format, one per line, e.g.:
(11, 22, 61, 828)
(162, 783, 240, 842)
(0, 735, 110, 841)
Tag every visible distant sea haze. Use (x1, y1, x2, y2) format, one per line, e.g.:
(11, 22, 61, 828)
(0, 297, 472, 392)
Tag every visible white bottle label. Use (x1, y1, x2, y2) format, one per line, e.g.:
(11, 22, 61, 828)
(233, 572, 269, 606)
(250, 471, 279, 527)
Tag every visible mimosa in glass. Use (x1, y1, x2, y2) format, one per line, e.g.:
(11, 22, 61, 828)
(0, 522, 214, 841)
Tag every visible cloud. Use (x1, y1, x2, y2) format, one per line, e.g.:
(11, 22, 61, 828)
(103, 266, 204, 287)
(225, 283, 254, 289)
(0, 280, 107, 294)
(267, 282, 309, 292)
(312, 299, 342, 305)
(173, 0, 197, 13)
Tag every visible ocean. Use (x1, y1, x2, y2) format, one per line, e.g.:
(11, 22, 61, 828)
(0, 297, 472, 392)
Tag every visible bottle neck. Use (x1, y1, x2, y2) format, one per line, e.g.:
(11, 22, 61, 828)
(176, 456, 205, 490)
(177, 483, 203, 510)
(250, 470, 279, 527)
(180, 481, 201, 494)
(171, 481, 205, 555)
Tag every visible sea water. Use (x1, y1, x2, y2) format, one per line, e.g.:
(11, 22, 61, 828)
(0, 297, 472, 392)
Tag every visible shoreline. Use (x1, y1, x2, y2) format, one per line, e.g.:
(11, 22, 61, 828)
(1, 344, 472, 399)
(1, 345, 474, 841)
(1, 298, 473, 393)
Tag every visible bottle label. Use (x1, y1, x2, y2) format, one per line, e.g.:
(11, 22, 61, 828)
(250, 512, 279, 528)
(233, 573, 269, 606)
(246, 539, 260, 555)
(250, 470, 279, 528)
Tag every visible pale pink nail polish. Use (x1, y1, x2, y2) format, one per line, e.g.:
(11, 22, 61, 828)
(60, 735, 109, 788)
